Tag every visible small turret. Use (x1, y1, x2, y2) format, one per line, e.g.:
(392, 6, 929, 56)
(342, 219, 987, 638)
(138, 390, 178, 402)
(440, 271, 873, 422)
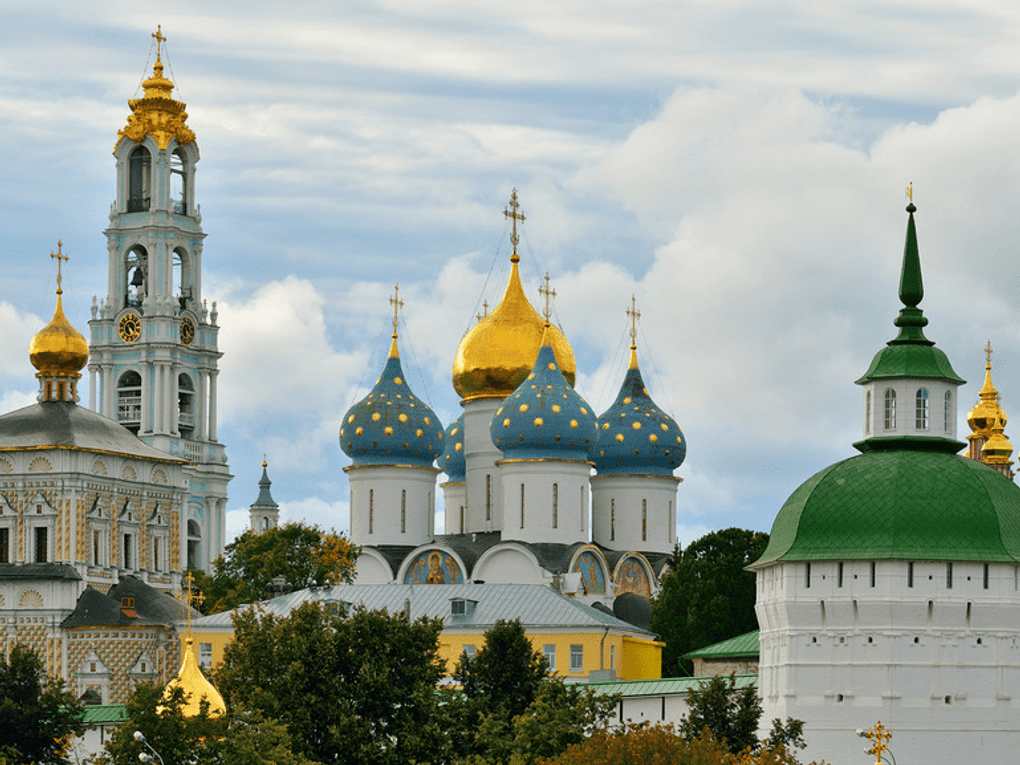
(249, 459, 280, 532)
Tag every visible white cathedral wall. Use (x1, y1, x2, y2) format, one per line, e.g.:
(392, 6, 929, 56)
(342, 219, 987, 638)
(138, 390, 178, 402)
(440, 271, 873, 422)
(590, 474, 679, 555)
(441, 482, 467, 535)
(346, 465, 439, 547)
(756, 559, 1020, 763)
(496, 460, 591, 546)
(462, 398, 503, 534)
(472, 544, 549, 585)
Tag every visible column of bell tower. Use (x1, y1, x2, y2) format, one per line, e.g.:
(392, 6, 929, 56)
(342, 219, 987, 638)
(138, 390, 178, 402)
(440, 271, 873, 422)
(87, 33, 231, 573)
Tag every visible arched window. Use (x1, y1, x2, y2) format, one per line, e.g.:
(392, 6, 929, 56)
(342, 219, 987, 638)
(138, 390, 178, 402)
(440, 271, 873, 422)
(610, 499, 615, 541)
(884, 389, 896, 430)
(128, 146, 151, 211)
(178, 374, 195, 438)
(369, 489, 374, 534)
(865, 390, 872, 435)
(520, 484, 525, 529)
(944, 391, 952, 432)
(915, 388, 929, 430)
(173, 248, 193, 311)
(187, 519, 201, 571)
(401, 490, 407, 533)
(641, 499, 647, 542)
(552, 483, 558, 529)
(170, 149, 188, 215)
(124, 246, 148, 307)
(116, 371, 142, 434)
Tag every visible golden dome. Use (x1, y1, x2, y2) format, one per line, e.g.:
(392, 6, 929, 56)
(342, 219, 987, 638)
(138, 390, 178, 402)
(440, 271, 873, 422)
(967, 344, 1007, 438)
(159, 637, 226, 718)
(453, 258, 575, 401)
(983, 415, 1014, 466)
(29, 292, 88, 378)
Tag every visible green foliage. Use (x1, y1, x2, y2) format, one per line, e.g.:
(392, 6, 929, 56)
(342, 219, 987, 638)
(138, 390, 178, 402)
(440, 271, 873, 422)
(191, 521, 359, 613)
(0, 644, 85, 765)
(540, 723, 814, 765)
(215, 600, 448, 765)
(450, 620, 618, 765)
(651, 529, 769, 676)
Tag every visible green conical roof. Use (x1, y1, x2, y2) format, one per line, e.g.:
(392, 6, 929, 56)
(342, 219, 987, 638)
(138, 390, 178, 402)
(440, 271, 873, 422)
(856, 203, 964, 386)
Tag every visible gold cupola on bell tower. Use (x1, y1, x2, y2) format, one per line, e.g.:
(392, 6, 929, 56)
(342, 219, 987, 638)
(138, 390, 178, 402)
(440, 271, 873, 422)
(967, 341, 1013, 478)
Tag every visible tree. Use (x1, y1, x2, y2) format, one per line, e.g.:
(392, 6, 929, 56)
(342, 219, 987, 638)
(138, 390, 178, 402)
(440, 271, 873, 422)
(215, 600, 449, 765)
(650, 529, 770, 676)
(679, 675, 806, 757)
(456, 619, 548, 718)
(191, 522, 359, 613)
(0, 644, 85, 765)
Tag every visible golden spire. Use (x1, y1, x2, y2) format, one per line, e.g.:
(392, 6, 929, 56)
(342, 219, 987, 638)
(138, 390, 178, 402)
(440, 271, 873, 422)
(626, 295, 641, 370)
(538, 272, 556, 324)
(116, 27, 196, 151)
(968, 341, 1010, 466)
(388, 284, 403, 359)
(504, 189, 526, 264)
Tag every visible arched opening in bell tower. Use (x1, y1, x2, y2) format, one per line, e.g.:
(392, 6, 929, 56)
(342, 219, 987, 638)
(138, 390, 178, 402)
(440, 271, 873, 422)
(178, 373, 195, 438)
(128, 146, 151, 212)
(172, 247, 193, 311)
(124, 246, 148, 308)
(170, 149, 188, 215)
(116, 371, 142, 433)
(187, 519, 201, 571)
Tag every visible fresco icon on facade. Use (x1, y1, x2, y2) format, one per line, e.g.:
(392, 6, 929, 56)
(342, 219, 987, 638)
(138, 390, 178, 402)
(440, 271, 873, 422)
(404, 550, 463, 584)
(571, 549, 606, 594)
(614, 556, 651, 598)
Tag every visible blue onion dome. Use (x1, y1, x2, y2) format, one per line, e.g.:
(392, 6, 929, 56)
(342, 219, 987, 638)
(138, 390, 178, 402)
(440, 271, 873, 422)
(340, 334, 444, 467)
(440, 412, 466, 482)
(595, 346, 686, 475)
(490, 329, 597, 458)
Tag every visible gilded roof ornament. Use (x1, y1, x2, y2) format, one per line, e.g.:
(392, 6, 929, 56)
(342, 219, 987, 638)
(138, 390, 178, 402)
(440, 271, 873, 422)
(626, 295, 641, 370)
(115, 27, 196, 152)
(968, 340, 1009, 441)
(29, 242, 89, 379)
(539, 273, 556, 322)
(504, 188, 526, 264)
(388, 284, 404, 358)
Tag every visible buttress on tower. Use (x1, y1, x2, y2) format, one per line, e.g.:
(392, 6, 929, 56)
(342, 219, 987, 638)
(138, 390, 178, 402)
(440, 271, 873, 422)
(88, 35, 231, 571)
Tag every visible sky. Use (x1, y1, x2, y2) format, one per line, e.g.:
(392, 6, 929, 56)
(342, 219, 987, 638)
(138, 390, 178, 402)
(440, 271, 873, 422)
(4, 1, 1020, 548)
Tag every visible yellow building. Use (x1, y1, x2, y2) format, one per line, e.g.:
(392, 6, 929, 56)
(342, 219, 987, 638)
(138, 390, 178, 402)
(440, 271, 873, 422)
(185, 582, 662, 682)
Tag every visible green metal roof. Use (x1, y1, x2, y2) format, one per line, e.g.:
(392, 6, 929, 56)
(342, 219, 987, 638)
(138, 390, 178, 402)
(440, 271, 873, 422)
(82, 704, 127, 725)
(755, 449, 1020, 565)
(588, 674, 757, 698)
(683, 630, 760, 660)
(857, 340, 963, 384)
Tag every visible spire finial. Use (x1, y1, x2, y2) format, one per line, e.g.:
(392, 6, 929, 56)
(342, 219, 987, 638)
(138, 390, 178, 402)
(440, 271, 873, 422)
(476, 300, 489, 322)
(504, 189, 526, 264)
(175, 571, 205, 638)
(262, 453, 268, 468)
(50, 241, 67, 296)
(986, 340, 993, 369)
(152, 25, 166, 63)
(898, 190, 923, 308)
(627, 295, 641, 351)
(387, 284, 403, 358)
(538, 272, 556, 324)
(905, 181, 913, 205)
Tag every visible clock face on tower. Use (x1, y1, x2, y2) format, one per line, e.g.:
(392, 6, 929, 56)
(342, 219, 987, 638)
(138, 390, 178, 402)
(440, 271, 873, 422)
(180, 316, 195, 346)
(118, 312, 142, 343)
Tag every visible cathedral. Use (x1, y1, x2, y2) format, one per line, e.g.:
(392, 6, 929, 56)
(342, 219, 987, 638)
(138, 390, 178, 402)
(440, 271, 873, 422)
(0, 32, 228, 705)
(340, 193, 688, 607)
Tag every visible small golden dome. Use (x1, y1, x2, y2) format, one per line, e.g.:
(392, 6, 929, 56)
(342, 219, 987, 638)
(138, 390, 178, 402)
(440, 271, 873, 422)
(452, 259, 575, 401)
(29, 293, 89, 377)
(983, 415, 1014, 466)
(968, 345, 1007, 437)
(159, 637, 226, 718)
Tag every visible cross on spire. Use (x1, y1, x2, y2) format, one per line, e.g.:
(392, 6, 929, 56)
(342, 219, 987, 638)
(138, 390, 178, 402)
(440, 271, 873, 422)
(476, 300, 489, 322)
(986, 339, 994, 368)
(905, 181, 913, 204)
(152, 25, 166, 63)
(175, 570, 205, 637)
(627, 295, 641, 350)
(390, 284, 403, 339)
(538, 273, 556, 322)
(50, 241, 68, 296)
(504, 189, 526, 264)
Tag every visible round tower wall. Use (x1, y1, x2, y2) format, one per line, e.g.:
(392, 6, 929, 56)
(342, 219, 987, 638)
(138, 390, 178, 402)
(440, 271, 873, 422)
(462, 398, 503, 533)
(496, 459, 591, 546)
(344, 465, 439, 547)
(590, 473, 679, 555)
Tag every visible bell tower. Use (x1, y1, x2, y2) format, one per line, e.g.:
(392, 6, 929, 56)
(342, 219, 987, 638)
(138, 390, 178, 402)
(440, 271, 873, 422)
(88, 28, 231, 572)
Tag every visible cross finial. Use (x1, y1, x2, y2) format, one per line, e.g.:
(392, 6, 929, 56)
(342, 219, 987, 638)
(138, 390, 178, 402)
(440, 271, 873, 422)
(538, 273, 556, 323)
(50, 241, 68, 296)
(175, 571, 205, 637)
(503, 189, 526, 264)
(627, 295, 641, 350)
(476, 300, 489, 322)
(986, 340, 994, 368)
(152, 25, 166, 63)
(905, 181, 913, 204)
(389, 284, 403, 339)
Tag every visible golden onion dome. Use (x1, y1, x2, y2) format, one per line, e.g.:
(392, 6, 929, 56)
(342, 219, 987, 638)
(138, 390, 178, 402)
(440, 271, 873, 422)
(967, 346, 1007, 437)
(29, 292, 89, 377)
(159, 637, 226, 718)
(453, 257, 575, 401)
(982, 414, 1014, 466)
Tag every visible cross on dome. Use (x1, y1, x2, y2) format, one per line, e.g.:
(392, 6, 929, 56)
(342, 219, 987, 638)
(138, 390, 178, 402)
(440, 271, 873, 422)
(539, 272, 556, 322)
(152, 25, 166, 63)
(389, 283, 403, 339)
(504, 189, 526, 263)
(50, 241, 67, 295)
(627, 295, 641, 350)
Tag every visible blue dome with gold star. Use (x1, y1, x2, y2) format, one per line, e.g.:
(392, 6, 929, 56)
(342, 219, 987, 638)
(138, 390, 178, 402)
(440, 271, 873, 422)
(595, 349, 686, 476)
(440, 413, 466, 482)
(340, 338, 444, 467)
(491, 332, 597, 459)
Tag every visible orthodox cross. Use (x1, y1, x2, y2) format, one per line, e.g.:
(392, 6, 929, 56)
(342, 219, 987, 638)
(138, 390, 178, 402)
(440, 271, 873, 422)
(538, 273, 556, 322)
(50, 241, 67, 295)
(905, 181, 913, 203)
(152, 25, 166, 62)
(627, 295, 641, 350)
(860, 721, 892, 765)
(390, 284, 403, 338)
(504, 189, 526, 263)
(175, 570, 205, 636)
(476, 300, 489, 322)
(986, 339, 994, 367)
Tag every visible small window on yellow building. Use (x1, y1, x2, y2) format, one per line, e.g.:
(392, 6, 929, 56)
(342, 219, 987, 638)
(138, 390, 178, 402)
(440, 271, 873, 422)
(543, 644, 556, 671)
(569, 644, 583, 672)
